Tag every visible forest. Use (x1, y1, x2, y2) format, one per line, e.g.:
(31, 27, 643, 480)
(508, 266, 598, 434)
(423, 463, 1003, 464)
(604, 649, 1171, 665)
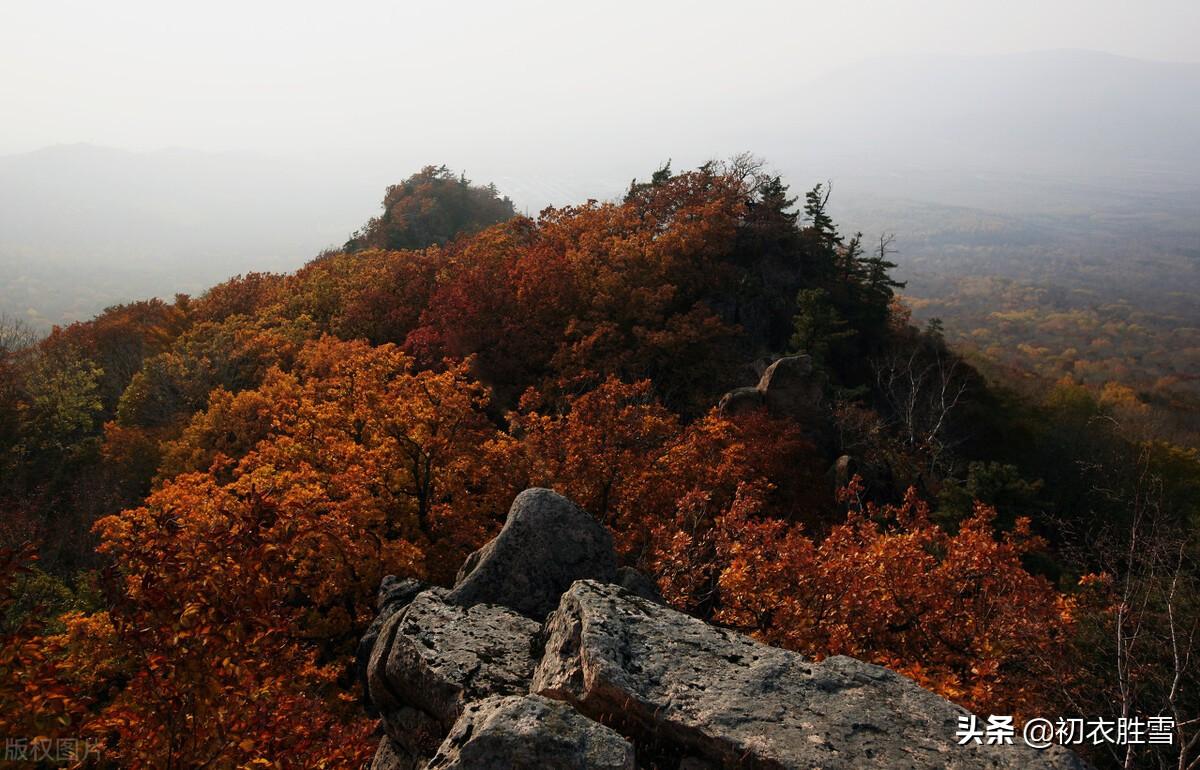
(830, 185, 1200, 449)
(2, 161, 1198, 769)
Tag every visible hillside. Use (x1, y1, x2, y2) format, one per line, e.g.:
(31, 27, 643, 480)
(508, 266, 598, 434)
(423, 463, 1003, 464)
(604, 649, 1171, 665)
(6, 50, 1199, 331)
(1, 162, 1197, 769)
(830, 187, 1200, 444)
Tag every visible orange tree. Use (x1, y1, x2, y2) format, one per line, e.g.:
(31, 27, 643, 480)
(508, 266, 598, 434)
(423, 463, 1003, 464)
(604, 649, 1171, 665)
(0, 544, 92, 743)
(509, 377, 1073, 716)
(49, 337, 515, 767)
(712, 480, 1075, 718)
(407, 167, 753, 413)
(507, 377, 823, 584)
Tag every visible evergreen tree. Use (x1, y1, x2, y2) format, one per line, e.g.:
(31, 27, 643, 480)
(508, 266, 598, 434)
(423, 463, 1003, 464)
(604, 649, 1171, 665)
(625, 160, 673, 201)
(852, 233, 905, 341)
(863, 234, 905, 308)
(803, 183, 840, 247)
(757, 176, 798, 228)
(790, 288, 856, 364)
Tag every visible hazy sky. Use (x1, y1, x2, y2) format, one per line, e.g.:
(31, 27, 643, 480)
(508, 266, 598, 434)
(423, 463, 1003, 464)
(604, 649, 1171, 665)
(3, 0, 1199, 157)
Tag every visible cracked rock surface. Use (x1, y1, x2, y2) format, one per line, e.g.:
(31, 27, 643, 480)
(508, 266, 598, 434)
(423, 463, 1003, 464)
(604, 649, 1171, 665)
(368, 588, 540, 760)
(426, 695, 635, 770)
(359, 576, 428, 715)
(363, 488, 1093, 769)
(532, 580, 1090, 770)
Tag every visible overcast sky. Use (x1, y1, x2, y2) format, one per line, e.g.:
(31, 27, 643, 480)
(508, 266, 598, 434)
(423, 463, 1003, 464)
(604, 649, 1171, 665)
(3, 0, 1199, 157)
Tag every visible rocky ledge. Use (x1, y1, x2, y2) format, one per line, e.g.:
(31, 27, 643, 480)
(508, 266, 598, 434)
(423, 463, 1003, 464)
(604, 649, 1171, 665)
(361, 487, 1091, 769)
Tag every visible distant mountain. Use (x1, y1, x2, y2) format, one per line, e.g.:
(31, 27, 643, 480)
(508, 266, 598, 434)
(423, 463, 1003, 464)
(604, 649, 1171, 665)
(0, 144, 388, 266)
(0, 145, 384, 327)
(772, 49, 1200, 191)
(3, 50, 1199, 328)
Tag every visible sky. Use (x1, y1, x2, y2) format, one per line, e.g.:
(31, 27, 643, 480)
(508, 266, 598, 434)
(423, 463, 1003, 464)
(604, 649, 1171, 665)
(3, 0, 1199, 158)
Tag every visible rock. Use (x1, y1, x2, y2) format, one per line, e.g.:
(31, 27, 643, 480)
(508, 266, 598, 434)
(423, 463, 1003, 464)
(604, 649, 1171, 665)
(717, 354, 826, 424)
(366, 601, 418, 717)
(426, 695, 635, 770)
(533, 580, 1089, 770)
(717, 386, 764, 416)
(757, 353, 824, 416)
(616, 566, 664, 605)
(833, 454, 855, 489)
(446, 488, 617, 619)
(360, 490, 1091, 769)
(377, 704, 446, 761)
(358, 576, 428, 715)
(369, 736, 421, 770)
(377, 575, 431, 612)
(365, 590, 459, 760)
(375, 589, 541, 754)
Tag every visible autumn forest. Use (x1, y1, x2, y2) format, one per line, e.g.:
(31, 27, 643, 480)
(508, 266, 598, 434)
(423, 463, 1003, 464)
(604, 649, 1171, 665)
(1, 161, 1198, 769)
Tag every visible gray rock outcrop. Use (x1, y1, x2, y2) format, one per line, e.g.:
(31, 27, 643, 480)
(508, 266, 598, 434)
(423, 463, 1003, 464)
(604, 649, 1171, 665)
(371, 736, 420, 770)
(362, 488, 1092, 769)
(368, 588, 540, 760)
(533, 580, 1089, 770)
(447, 487, 618, 619)
(359, 576, 428, 714)
(426, 695, 635, 770)
(615, 565, 665, 605)
(716, 386, 764, 416)
(757, 354, 824, 416)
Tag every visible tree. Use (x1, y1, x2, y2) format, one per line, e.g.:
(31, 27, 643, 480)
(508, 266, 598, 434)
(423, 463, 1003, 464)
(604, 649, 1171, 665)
(714, 480, 1075, 718)
(406, 166, 752, 413)
(114, 315, 309, 430)
(344, 165, 516, 252)
(0, 315, 35, 468)
(802, 183, 840, 251)
(42, 298, 189, 415)
(1053, 443, 1200, 770)
(15, 348, 103, 458)
(0, 313, 35, 355)
(190, 272, 285, 325)
(937, 461, 1046, 531)
(625, 160, 673, 200)
(871, 341, 970, 480)
(857, 233, 906, 338)
(0, 544, 91, 741)
(508, 376, 824, 609)
(32, 337, 515, 766)
(790, 287, 855, 364)
(84, 483, 377, 767)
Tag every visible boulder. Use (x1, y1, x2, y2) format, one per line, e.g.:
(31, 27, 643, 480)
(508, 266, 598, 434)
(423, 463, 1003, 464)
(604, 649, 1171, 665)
(369, 589, 541, 756)
(446, 488, 617, 619)
(358, 576, 428, 714)
(366, 596, 423, 718)
(616, 566, 664, 605)
(369, 736, 421, 770)
(756, 353, 824, 416)
(377, 575, 431, 612)
(360, 489, 1091, 770)
(533, 580, 1089, 770)
(717, 354, 826, 424)
(717, 386, 764, 416)
(426, 695, 635, 770)
(833, 454, 855, 489)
